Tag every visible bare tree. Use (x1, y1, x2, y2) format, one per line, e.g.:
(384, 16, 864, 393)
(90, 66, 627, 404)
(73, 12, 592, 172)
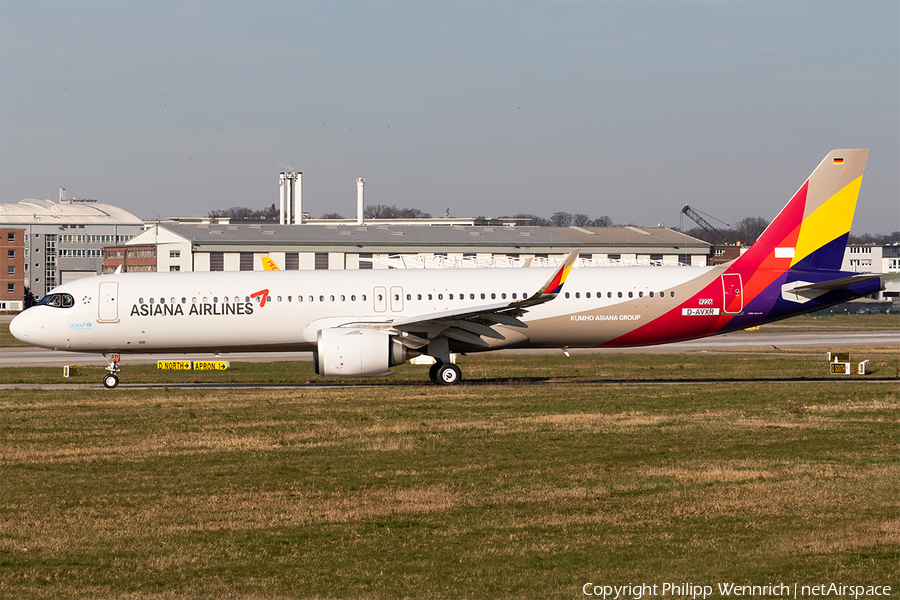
(735, 217, 769, 242)
(590, 215, 613, 227)
(572, 213, 591, 227)
(550, 211, 573, 227)
(321, 212, 344, 219)
(208, 204, 278, 220)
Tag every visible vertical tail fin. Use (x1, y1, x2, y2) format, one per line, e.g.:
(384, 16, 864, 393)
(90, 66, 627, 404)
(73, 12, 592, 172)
(735, 149, 868, 273)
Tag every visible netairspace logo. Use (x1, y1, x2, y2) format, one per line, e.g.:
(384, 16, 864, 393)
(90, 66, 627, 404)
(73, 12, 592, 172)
(582, 582, 893, 599)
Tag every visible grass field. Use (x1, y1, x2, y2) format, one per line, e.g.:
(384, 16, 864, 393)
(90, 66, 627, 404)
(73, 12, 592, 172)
(2, 371, 898, 598)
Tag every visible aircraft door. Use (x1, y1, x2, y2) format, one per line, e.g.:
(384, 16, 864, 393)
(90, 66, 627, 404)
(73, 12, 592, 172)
(98, 281, 120, 322)
(390, 286, 404, 312)
(721, 273, 743, 314)
(373, 286, 387, 313)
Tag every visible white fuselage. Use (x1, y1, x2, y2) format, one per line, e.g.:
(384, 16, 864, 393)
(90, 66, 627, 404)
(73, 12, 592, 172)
(11, 264, 719, 354)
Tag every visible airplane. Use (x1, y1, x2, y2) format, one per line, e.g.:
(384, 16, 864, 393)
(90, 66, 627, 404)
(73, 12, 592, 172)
(9, 149, 883, 388)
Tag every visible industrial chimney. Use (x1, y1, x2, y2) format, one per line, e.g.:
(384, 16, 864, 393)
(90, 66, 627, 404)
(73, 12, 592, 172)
(357, 178, 365, 225)
(279, 172, 302, 224)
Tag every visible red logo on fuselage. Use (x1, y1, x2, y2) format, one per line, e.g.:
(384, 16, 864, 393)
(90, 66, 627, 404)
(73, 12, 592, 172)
(250, 289, 270, 307)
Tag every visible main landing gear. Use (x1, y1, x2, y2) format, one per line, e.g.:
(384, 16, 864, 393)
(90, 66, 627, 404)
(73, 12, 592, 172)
(103, 352, 121, 388)
(429, 361, 462, 385)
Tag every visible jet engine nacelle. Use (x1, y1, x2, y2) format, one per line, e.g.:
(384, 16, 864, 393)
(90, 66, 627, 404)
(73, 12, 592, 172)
(314, 327, 414, 377)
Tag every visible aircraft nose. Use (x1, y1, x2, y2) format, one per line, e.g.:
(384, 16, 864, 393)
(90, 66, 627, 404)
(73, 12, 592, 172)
(9, 311, 30, 343)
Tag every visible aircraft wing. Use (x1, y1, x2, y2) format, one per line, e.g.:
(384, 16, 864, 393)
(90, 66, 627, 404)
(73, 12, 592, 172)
(347, 249, 579, 348)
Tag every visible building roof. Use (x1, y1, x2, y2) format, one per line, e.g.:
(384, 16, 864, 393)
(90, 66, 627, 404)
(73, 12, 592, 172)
(0, 198, 144, 226)
(135, 222, 709, 253)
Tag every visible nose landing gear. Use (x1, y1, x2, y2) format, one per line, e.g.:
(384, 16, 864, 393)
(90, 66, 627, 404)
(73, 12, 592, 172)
(103, 353, 121, 388)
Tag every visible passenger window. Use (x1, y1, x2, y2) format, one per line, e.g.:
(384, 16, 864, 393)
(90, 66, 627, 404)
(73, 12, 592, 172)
(638, 292, 643, 298)
(470, 293, 475, 300)
(362, 294, 367, 301)
(575, 292, 580, 299)
(565, 292, 570, 298)
(181, 297, 186, 304)
(298, 296, 303, 302)
(288, 296, 292, 302)
(277, 296, 282, 302)
(341, 295, 345, 301)
(491, 293, 496, 299)
(449, 294, 454, 300)
(512, 293, 517, 299)
(586, 292, 591, 298)
(150, 298, 155, 304)
(330, 295, 335, 301)
(160, 297, 166, 304)
(481, 293, 485, 300)
(351, 295, 356, 301)
(671, 291, 676, 298)
(417, 294, 422, 300)
(501, 293, 506, 299)
(628, 292, 633, 298)
(406, 294, 411, 301)
(309, 296, 314, 302)
(617, 292, 622, 298)
(428, 294, 433, 300)
(438, 294, 443, 300)
(139, 297, 144, 304)
(320, 295, 325, 302)
(649, 291, 654, 298)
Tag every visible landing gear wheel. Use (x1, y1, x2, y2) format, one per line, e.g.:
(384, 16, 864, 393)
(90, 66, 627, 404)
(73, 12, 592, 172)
(436, 363, 462, 386)
(429, 361, 443, 383)
(103, 373, 119, 389)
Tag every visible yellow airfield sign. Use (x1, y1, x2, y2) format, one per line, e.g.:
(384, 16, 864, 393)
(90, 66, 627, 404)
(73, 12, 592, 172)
(193, 361, 230, 371)
(157, 360, 228, 371)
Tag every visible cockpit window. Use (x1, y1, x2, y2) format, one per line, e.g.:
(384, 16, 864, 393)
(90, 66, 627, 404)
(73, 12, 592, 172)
(36, 293, 75, 308)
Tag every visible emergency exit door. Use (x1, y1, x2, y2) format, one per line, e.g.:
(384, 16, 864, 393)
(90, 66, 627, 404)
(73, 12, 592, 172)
(721, 273, 743, 314)
(98, 281, 119, 322)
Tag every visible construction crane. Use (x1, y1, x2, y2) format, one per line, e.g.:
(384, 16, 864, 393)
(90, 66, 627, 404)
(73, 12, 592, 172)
(680, 204, 731, 246)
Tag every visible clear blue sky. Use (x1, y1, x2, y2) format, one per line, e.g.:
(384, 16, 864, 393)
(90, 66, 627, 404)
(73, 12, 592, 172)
(2, 1, 897, 234)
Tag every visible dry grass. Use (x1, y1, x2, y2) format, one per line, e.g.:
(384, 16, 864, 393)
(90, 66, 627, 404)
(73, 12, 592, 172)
(1, 377, 897, 599)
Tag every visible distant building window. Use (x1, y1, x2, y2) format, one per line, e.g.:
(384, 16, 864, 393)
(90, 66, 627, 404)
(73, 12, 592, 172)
(6, 250, 13, 259)
(608, 254, 621, 260)
(7, 266, 14, 276)
(170, 265, 180, 272)
(170, 250, 180, 259)
(210, 252, 224, 272)
(7, 232, 14, 242)
(7, 283, 15, 293)
(285, 253, 299, 270)
(359, 253, 372, 270)
(240, 252, 253, 271)
(315, 253, 328, 270)
(650, 254, 663, 261)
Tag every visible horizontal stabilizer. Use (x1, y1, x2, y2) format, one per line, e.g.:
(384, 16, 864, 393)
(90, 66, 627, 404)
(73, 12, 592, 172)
(792, 274, 882, 293)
